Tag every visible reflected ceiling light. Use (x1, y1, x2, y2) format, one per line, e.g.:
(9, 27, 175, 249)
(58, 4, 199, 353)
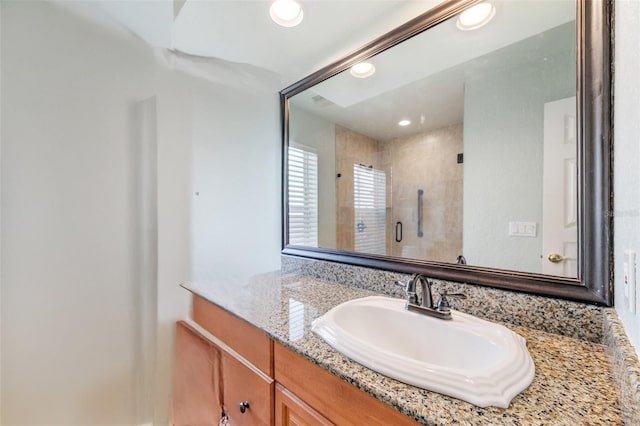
(350, 62, 376, 78)
(398, 119, 411, 126)
(456, 2, 496, 31)
(270, 0, 304, 27)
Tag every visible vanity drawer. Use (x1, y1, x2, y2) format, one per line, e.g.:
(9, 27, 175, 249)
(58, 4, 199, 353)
(223, 350, 274, 426)
(193, 295, 273, 376)
(274, 343, 418, 426)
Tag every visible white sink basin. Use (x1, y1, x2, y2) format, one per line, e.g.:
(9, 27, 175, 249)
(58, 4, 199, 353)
(311, 296, 535, 408)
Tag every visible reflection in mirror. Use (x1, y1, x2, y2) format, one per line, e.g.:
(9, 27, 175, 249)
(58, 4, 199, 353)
(288, 0, 578, 277)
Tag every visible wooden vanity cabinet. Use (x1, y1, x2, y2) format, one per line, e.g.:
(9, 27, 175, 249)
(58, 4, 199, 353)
(176, 295, 418, 426)
(172, 321, 224, 426)
(275, 384, 333, 426)
(193, 295, 273, 376)
(223, 351, 273, 426)
(274, 343, 418, 426)
(172, 317, 274, 426)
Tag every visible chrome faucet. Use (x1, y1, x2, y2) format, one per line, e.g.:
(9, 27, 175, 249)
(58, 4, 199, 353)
(395, 273, 466, 320)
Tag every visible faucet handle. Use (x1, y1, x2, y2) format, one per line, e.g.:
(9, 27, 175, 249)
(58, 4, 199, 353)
(436, 292, 467, 314)
(394, 279, 418, 305)
(394, 280, 407, 289)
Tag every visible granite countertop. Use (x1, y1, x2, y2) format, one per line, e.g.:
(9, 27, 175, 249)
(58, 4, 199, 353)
(182, 271, 623, 425)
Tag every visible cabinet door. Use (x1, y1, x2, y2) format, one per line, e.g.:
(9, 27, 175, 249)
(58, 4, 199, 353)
(223, 351, 274, 426)
(173, 321, 224, 426)
(275, 384, 333, 426)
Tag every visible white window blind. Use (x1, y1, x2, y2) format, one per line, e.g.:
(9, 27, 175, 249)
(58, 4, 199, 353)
(354, 164, 386, 255)
(288, 144, 318, 247)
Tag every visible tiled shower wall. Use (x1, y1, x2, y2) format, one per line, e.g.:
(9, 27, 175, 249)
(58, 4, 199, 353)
(383, 124, 463, 262)
(334, 123, 463, 262)
(335, 125, 382, 251)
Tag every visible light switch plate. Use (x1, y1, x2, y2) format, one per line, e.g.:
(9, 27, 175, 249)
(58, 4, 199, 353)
(625, 250, 637, 313)
(637, 264, 640, 318)
(624, 261, 630, 299)
(508, 221, 537, 237)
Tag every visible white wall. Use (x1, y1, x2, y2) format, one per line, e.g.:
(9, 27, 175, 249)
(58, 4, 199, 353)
(614, 0, 640, 356)
(0, 1, 281, 425)
(288, 107, 336, 249)
(189, 84, 281, 280)
(0, 2, 3, 420)
(2, 3, 155, 424)
(152, 66, 281, 426)
(463, 26, 575, 273)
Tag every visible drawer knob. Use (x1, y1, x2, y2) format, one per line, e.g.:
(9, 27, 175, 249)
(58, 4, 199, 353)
(239, 401, 250, 414)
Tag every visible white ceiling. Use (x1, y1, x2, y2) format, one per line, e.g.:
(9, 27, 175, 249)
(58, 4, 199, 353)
(310, 0, 574, 109)
(57, 0, 446, 87)
(55, 0, 576, 141)
(292, 20, 575, 142)
(173, 0, 446, 86)
(290, 0, 576, 141)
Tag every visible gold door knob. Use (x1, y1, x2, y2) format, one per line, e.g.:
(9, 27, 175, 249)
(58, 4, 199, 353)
(548, 253, 565, 263)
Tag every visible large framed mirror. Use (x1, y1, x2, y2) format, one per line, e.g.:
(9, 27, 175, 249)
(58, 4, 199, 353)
(281, 0, 611, 305)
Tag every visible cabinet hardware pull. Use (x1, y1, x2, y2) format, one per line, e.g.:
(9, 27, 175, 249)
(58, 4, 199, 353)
(239, 401, 250, 413)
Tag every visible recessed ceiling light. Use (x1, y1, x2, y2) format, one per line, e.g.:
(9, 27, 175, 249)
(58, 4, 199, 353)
(270, 0, 304, 28)
(398, 120, 411, 126)
(456, 2, 496, 31)
(350, 62, 376, 79)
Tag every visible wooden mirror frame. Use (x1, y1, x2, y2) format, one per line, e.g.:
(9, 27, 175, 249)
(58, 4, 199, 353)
(280, 0, 612, 306)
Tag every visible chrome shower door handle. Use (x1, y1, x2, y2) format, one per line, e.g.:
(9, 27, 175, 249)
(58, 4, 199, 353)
(417, 189, 424, 237)
(395, 221, 403, 242)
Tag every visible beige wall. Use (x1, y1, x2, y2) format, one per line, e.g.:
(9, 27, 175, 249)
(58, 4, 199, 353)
(335, 125, 382, 251)
(334, 124, 463, 261)
(382, 124, 463, 262)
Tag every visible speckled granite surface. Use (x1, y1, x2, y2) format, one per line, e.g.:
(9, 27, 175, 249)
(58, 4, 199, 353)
(281, 255, 605, 342)
(603, 309, 640, 424)
(183, 271, 623, 425)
